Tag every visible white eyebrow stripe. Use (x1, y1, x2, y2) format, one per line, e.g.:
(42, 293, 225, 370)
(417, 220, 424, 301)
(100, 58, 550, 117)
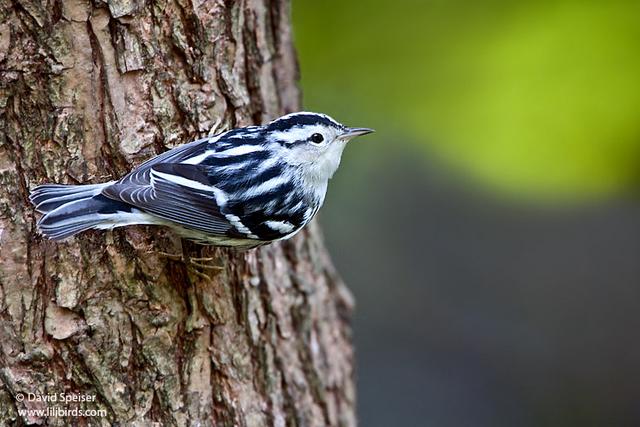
(267, 124, 328, 144)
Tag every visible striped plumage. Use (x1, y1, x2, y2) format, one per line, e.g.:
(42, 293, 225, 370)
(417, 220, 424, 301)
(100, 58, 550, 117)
(30, 112, 373, 248)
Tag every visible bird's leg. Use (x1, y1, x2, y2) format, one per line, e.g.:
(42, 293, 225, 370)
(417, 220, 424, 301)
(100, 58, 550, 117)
(184, 240, 226, 269)
(157, 252, 216, 280)
(187, 256, 223, 270)
(186, 255, 224, 281)
(154, 233, 187, 260)
(158, 240, 225, 280)
(188, 267, 213, 282)
(156, 251, 184, 261)
(157, 251, 220, 268)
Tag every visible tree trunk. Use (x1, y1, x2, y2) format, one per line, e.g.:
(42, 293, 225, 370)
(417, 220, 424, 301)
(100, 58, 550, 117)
(0, 1, 355, 426)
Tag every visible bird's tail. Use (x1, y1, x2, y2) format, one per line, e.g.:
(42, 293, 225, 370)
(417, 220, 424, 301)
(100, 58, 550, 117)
(29, 182, 137, 241)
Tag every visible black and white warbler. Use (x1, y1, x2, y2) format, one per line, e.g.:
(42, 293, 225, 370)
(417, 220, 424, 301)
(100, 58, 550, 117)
(30, 112, 373, 248)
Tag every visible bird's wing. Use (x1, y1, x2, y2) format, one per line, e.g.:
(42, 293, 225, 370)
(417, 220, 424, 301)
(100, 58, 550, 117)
(102, 162, 246, 237)
(117, 137, 213, 187)
(135, 137, 211, 170)
(115, 129, 263, 187)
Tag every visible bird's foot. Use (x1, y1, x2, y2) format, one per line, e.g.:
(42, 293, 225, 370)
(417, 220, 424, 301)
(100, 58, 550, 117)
(187, 257, 224, 281)
(188, 256, 224, 271)
(157, 251, 183, 261)
(156, 252, 223, 281)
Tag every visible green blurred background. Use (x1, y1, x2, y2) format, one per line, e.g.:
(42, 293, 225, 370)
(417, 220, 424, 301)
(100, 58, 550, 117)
(293, 1, 640, 426)
(295, 0, 640, 200)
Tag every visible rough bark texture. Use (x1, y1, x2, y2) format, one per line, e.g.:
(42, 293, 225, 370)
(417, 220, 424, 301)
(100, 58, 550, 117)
(0, 1, 355, 426)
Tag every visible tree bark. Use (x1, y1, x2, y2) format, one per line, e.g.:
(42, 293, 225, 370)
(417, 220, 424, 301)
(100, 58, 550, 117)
(0, 1, 355, 426)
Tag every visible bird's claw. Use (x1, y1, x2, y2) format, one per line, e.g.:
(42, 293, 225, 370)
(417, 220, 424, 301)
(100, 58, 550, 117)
(157, 251, 184, 261)
(156, 251, 223, 280)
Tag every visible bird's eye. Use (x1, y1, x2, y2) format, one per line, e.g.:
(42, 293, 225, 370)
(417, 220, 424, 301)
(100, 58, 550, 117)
(310, 133, 324, 144)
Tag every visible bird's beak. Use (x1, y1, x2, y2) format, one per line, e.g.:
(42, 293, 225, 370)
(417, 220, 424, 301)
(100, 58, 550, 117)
(339, 127, 375, 140)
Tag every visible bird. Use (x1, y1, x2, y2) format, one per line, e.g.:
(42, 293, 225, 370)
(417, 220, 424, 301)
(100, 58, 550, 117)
(29, 112, 374, 249)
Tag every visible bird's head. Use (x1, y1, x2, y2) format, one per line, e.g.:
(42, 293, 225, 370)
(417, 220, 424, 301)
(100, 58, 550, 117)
(265, 112, 373, 183)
